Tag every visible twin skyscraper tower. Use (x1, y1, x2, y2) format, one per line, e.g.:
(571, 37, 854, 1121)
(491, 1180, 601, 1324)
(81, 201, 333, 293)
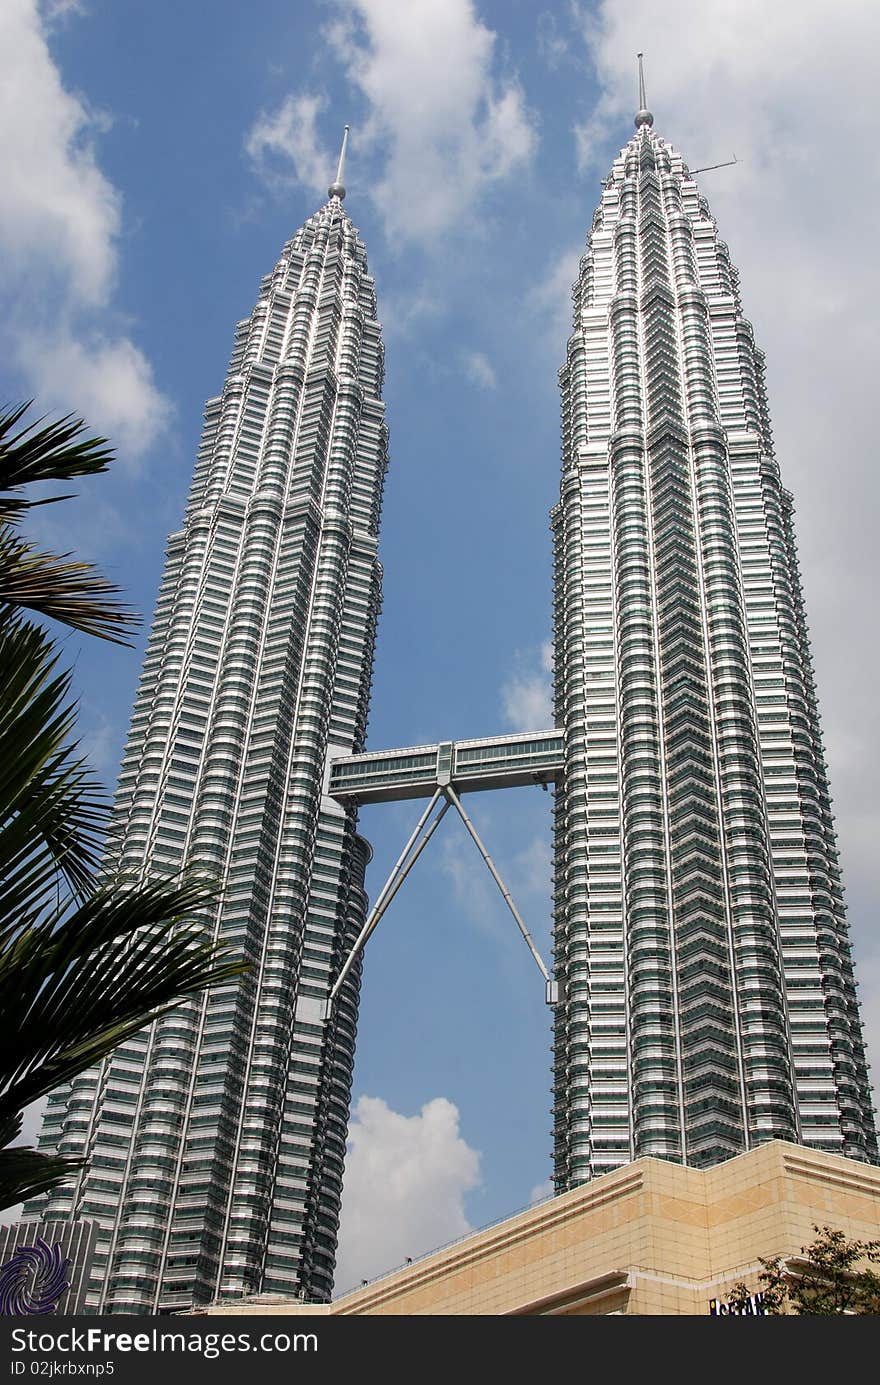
(32, 97, 877, 1311)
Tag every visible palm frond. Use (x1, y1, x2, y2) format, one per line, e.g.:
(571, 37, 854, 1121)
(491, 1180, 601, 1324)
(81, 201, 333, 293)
(0, 1113, 23, 1147)
(0, 872, 247, 1121)
(0, 532, 138, 644)
(0, 1112, 82, 1213)
(0, 403, 114, 526)
(0, 1144, 82, 1210)
(0, 619, 108, 918)
(0, 401, 250, 1213)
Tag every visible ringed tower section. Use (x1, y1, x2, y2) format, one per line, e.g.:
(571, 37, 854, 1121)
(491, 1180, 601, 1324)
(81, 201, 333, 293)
(551, 74, 876, 1185)
(32, 129, 391, 1311)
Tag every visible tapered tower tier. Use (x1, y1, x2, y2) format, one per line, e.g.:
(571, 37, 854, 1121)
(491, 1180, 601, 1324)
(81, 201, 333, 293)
(30, 167, 389, 1311)
(551, 115, 877, 1185)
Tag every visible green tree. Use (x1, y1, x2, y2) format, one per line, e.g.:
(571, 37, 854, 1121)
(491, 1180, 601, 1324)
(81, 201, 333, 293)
(0, 402, 246, 1211)
(730, 1225, 880, 1315)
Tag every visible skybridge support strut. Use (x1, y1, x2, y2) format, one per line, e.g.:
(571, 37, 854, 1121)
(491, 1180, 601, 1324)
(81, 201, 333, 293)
(325, 788, 449, 1014)
(324, 781, 557, 1019)
(443, 784, 557, 1003)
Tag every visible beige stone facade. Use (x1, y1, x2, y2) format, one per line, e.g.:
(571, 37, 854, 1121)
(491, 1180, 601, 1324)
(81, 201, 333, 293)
(204, 1141, 880, 1316)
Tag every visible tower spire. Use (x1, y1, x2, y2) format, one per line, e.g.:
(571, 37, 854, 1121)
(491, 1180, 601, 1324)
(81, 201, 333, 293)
(328, 124, 349, 201)
(635, 52, 654, 129)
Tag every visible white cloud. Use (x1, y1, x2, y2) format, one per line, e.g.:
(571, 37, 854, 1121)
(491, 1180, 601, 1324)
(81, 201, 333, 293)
(42, 1, 86, 23)
(249, 0, 537, 245)
(16, 329, 170, 460)
(331, 0, 537, 241)
(16, 1099, 48, 1148)
(79, 712, 120, 778)
(527, 243, 583, 356)
(460, 349, 497, 390)
(0, 0, 169, 460)
(536, 12, 570, 70)
(334, 1096, 480, 1296)
(511, 832, 552, 904)
(377, 287, 443, 340)
(501, 640, 553, 731)
(245, 92, 332, 199)
(437, 830, 499, 937)
(0, 0, 118, 305)
(529, 1177, 553, 1205)
(572, 0, 880, 1097)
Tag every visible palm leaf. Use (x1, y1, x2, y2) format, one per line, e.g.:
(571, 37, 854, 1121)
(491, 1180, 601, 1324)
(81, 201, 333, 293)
(0, 401, 251, 1213)
(0, 402, 114, 526)
(0, 532, 138, 645)
(0, 1144, 82, 1209)
(0, 1113, 82, 1210)
(0, 872, 246, 1122)
(0, 618, 108, 918)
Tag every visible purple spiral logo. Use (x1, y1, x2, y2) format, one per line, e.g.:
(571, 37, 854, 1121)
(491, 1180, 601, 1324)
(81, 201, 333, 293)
(0, 1238, 71, 1315)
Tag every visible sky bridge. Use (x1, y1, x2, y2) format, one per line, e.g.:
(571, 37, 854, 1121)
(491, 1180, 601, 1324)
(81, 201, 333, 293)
(328, 730, 564, 804)
(324, 728, 564, 1015)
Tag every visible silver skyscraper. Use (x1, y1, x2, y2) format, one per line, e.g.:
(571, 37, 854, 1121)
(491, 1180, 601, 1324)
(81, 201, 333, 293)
(310, 84, 877, 1200)
(33, 134, 388, 1311)
(551, 85, 877, 1182)
(327, 88, 877, 1191)
(29, 87, 877, 1315)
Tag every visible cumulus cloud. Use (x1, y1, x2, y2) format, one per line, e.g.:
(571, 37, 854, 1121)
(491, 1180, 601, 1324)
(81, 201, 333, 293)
(511, 832, 552, 904)
(16, 329, 171, 460)
(460, 349, 497, 390)
(434, 807, 551, 966)
(438, 827, 500, 937)
(245, 92, 332, 199)
(248, 0, 537, 244)
(526, 242, 583, 364)
(501, 640, 553, 731)
(0, 0, 168, 460)
(334, 1096, 480, 1296)
(378, 286, 443, 339)
(0, 0, 119, 304)
(536, 11, 572, 70)
(328, 0, 536, 241)
(79, 712, 121, 778)
(568, 0, 880, 1086)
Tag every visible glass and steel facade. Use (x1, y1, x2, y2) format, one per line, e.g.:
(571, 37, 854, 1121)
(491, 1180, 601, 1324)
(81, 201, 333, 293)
(26, 107, 877, 1314)
(29, 187, 388, 1311)
(551, 116, 877, 1184)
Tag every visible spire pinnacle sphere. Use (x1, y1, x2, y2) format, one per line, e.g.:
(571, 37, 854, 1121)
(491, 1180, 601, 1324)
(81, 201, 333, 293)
(635, 50, 654, 128)
(329, 123, 349, 200)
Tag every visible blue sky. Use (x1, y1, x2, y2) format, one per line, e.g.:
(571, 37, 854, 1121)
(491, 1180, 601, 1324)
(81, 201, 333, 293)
(3, 0, 880, 1293)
